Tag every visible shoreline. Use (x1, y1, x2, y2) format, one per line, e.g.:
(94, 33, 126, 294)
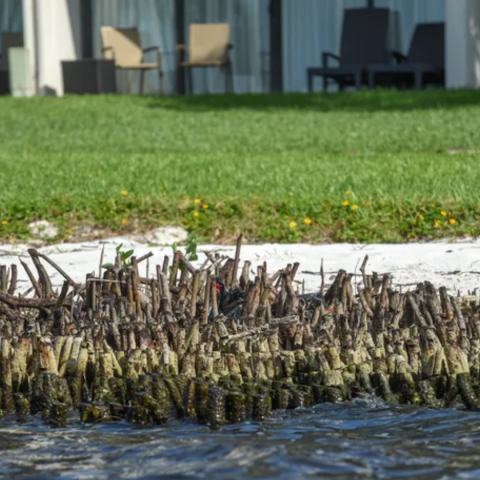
(1, 236, 480, 294)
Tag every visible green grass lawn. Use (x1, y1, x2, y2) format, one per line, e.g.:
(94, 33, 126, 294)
(1, 89, 480, 243)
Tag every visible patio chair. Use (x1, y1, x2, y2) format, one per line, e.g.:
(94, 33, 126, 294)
(100, 26, 164, 94)
(368, 23, 445, 90)
(176, 23, 233, 94)
(0, 32, 24, 95)
(306, 8, 390, 93)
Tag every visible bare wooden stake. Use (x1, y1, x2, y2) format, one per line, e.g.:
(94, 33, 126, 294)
(28, 250, 54, 299)
(291, 262, 300, 280)
(211, 276, 218, 318)
(30, 249, 77, 289)
(162, 255, 170, 275)
(190, 270, 200, 319)
(136, 252, 153, 264)
(54, 281, 70, 310)
(231, 234, 242, 287)
(0, 265, 7, 292)
(7, 265, 17, 296)
(202, 274, 212, 325)
(151, 279, 158, 318)
(20, 260, 42, 298)
(99, 245, 105, 278)
(360, 254, 369, 291)
(320, 259, 325, 295)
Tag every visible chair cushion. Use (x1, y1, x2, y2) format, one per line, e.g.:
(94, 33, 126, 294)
(188, 24, 230, 64)
(118, 63, 158, 70)
(101, 27, 143, 67)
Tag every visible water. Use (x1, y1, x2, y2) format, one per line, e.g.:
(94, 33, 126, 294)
(1, 398, 480, 480)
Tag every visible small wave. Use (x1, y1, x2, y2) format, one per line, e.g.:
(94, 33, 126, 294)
(1, 405, 480, 479)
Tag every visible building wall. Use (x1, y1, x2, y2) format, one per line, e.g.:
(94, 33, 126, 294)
(466, 0, 480, 87)
(18, 0, 82, 96)
(5, 0, 475, 94)
(445, 0, 480, 88)
(36, 0, 82, 95)
(282, 0, 445, 92)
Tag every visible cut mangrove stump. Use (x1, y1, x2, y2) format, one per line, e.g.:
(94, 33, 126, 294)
(0, 238, 479, 429)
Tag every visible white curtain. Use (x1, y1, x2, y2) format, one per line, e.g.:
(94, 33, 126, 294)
(184, 0, 269, 94)
(93, 0, 176, 94)
(0, 0, 22, 31)
(93, 0, 268, 94)
(375, 0, 445, 53)
(0, 0, 448, 94)
(282, 0, 445, 92)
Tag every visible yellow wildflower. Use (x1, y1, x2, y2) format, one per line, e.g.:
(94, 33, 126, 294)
(289, 221, 297, 228)
(440, 211, 447, 217)
(1, 220, 7, 225)
(193, 212, 199, 218)
(194, 199, 201, 204)
(419, 214, 424, 220)
(342, 200, 350, 207)
(121, 190, 128, 196)
(304, 218, 312, 225)
(351, 204, 358, 211)
(121, 218, 127, 225)
(202, 204, 209, 209)
(449, 218, 456, 225)
(435, 220, 442, 228)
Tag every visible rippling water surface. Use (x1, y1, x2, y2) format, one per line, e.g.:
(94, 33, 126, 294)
(1, 398, 480, 480)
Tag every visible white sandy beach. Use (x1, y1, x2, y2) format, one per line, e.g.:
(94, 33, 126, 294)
(1, 237, 480, 294)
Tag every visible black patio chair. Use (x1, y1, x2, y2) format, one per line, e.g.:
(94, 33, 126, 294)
(306, 8, 390, 93)
(368, 22, 445, 90)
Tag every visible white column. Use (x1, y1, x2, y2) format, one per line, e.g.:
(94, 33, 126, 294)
(21, 0, 36, 95)
(21, 0, 82, 96)
(445, 0, 480, 88)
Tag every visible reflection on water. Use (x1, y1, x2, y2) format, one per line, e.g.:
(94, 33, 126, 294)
(1, 397, 480, 480)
